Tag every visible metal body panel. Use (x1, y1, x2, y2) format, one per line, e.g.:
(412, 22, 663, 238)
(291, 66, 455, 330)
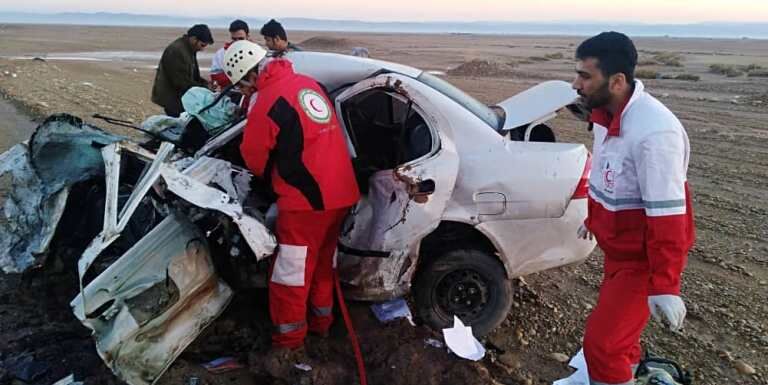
(334, 74, 459, 298)
(0, 115, 123, 273)
(287, 51, 422, 92)
(71, 213, 232, 385)
(68, 142, 274, 385)
(495, 80, 578, 131)
(476, 198, 595, 277)
(333, 75, 593, 297)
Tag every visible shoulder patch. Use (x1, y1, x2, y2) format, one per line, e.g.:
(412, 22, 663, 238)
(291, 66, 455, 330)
(298, 88, 331, 124)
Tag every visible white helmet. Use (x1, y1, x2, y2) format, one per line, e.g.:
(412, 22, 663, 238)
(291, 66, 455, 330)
(223, 40, 267, 84)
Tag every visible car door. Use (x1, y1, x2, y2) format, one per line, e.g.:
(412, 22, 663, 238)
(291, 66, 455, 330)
(332, 74, 460, 297)
(70, 142, 275, 385)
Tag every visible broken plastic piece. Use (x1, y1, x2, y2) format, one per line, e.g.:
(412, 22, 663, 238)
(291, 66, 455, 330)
(294, 363, 312, 372)
(52, 374, 84, 385)
(202, 356, 244, 374)
(370, 298, 413, 324)
(441, 316, 485, 361)
(424, 338, 444, 348)
(552, 349, 589, 385)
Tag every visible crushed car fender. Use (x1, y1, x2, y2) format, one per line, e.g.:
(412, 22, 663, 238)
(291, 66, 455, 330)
(0, 115, 123, 273)
(71, 213, 233, 385)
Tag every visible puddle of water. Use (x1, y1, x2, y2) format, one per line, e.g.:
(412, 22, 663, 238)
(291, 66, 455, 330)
(0, 99, 35, 152)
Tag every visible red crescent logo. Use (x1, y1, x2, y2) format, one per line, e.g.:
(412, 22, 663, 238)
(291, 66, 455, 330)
(309, 98, 323, 112)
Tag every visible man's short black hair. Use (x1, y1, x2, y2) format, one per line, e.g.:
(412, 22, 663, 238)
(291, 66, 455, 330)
(187, 24, 214, 44)
(576, 31, 637, 84)
(230, 19, 249, 34)
(260, 19, 287, 41)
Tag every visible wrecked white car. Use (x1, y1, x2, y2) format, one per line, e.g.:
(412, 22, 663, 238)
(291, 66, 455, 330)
(0, 51, 595, 385)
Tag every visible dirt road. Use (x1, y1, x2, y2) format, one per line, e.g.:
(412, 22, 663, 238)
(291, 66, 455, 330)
(0, 24, 766, 385)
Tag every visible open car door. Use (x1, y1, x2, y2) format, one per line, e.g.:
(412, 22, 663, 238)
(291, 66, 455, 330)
(332, 74, 460, 299)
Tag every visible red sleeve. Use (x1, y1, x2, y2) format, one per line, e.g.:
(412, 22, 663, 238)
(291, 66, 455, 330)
(210, 72, 231, 87)
(240, 102, 277, 177)
(634, 130, 694, 295)
(645, 207, 692, 295)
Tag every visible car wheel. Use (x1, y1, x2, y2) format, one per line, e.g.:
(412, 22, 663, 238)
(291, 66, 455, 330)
(413, 249, 513, 337)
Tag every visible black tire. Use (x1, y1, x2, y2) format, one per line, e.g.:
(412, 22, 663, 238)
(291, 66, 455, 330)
(413, 249, 513, 337)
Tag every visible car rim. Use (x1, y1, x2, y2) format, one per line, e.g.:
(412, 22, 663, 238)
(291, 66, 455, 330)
(435, 268, 490, 321)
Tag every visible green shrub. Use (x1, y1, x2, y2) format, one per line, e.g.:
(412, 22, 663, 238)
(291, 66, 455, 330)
(748, 70, 768, 77)
(544, 52, 564, 60)
(635, 69, 660, 79)
(673, 74, 700, 81)
(653, 52, 684, 67)
(709, 63, 744, 77)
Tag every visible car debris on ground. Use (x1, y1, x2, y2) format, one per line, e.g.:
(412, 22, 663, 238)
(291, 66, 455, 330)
(442, 316, 485, 361)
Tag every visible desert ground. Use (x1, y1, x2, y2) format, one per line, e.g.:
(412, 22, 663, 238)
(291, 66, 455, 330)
(0, 24, 766, 385)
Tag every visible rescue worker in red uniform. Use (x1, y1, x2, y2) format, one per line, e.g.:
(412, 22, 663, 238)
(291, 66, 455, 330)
(571, 32, 695, 385)
(222, 41, 359, 360)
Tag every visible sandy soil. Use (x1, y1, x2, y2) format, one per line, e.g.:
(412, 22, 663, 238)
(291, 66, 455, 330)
(0, 24, 767, 385)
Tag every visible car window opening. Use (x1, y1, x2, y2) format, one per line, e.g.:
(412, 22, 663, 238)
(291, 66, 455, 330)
(340, 88, 434, 195)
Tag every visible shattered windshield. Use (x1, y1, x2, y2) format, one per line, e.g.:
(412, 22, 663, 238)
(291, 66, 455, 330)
(416, 72, 503, 130)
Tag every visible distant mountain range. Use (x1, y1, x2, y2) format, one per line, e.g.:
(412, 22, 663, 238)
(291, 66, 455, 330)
(1, 12, 768, 39)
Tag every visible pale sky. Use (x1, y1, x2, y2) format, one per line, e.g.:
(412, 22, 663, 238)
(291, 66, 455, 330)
(2, 0, 768, 23)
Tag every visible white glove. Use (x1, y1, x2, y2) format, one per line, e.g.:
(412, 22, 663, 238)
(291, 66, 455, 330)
(576, 223, 593, 240)
(648, 295, 686, 331)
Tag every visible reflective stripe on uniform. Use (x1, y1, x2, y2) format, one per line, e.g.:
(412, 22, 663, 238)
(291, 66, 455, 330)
(271, 244, 308, 287)
(589, 184, 644, 210)
(276, 320, 307, 334)
(589, 185, 686, 213)
(311, 306, 332, 317)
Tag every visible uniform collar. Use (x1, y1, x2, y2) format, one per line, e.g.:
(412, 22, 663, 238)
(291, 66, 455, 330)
(589, 80, 644, 136)
(256, 58, 294, 89)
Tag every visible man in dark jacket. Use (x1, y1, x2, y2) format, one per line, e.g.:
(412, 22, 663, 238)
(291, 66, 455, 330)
(151, 24, 213, 117)
(223, 41, 359, 370)
(260, 19, 301, 54)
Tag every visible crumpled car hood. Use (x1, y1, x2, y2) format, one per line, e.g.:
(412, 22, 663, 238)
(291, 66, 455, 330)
(0, 114, 123, 273)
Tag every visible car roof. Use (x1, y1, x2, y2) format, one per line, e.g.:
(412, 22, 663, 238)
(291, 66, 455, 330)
(286, 51, 423, 93)
(285, 51, 501, 130)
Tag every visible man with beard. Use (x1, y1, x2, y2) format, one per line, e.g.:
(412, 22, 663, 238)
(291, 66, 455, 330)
(571, 32, 695, 385)
(210, 19, 250, 88)
(260, 19, 301, 55)
(152, 24, 213, 117)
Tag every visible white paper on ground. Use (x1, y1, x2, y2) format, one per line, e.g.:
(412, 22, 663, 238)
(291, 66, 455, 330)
(441, 316, 485, 361)
(552, 349, 589, 385)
